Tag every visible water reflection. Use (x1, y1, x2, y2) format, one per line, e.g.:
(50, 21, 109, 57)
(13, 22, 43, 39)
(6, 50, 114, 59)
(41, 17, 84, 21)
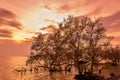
(0, 56, 27, 80)
(0, 56, 120, 80)
(13, 67, 74, 80)
(0, 56, 74, 80)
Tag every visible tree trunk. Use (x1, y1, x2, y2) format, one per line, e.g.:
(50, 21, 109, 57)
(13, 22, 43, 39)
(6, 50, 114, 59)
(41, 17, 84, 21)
(90, 56, 94, 74)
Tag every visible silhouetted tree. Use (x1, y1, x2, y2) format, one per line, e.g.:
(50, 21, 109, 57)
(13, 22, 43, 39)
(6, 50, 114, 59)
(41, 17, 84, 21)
(82, 17, 112, 73)
(103, 45, 120, 65)
(27, 16, 112, 75)
(27, 31, 69, 73)
(58, 16, 87, 74)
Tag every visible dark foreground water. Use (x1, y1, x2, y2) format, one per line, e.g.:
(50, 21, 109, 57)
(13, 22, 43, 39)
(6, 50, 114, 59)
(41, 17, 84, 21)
(0, 56, 75, 80)
(0, 56, 120, 80)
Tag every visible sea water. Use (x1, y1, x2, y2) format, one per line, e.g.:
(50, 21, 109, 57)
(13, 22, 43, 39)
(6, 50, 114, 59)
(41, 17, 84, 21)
(0, 56, 74, 80)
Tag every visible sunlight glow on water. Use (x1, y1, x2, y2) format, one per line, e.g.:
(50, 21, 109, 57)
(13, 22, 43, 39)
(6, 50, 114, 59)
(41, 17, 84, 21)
(0, 56, 74, 80)
(0, 56, 27, 80)
(0, 56, 120, 80)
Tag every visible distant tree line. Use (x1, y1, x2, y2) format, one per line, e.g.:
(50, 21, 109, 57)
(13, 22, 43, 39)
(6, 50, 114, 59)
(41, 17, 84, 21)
(26, 16, 120, 75)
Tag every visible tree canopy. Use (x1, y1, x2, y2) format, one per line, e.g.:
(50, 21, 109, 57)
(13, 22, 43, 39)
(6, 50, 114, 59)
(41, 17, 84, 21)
(26, 16, 115, 74)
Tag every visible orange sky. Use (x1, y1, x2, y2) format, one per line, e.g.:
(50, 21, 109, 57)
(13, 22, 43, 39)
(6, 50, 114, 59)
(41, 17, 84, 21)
(0, 0, 120, 56)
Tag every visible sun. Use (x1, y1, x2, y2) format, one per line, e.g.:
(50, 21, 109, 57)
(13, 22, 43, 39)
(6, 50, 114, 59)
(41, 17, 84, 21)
(12, 30, 34, 43)
(12, 32, 26, 43)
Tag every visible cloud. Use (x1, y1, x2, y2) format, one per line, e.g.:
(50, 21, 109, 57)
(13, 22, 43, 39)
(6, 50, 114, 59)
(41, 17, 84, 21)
(41, 25, 59, 33)
(39, 0, 120, 17)
(76, 10, 120, 46)
(0, 8, 16, 18)
(103, 11, 120, 32)
(86, 6, 103, 16)
(0, 0, 120, 56)
(0, 33, 12, 38)
(57, 5, 72, 13)
(0, 29, 13, 38)
(42, 5, 52, 10)
(45, 19, 58, 24)
(96, 11, 120, 46)
(0, 8, 23, 29)
(39, 0, 91, 15)
(0, 29, 12, 34)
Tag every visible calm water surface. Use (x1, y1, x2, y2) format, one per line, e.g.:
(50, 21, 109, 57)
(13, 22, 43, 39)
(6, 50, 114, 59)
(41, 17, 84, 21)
(0, 56, 27, 80)
(0, 56, 74, 80)
(0, 56, 120, 80)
